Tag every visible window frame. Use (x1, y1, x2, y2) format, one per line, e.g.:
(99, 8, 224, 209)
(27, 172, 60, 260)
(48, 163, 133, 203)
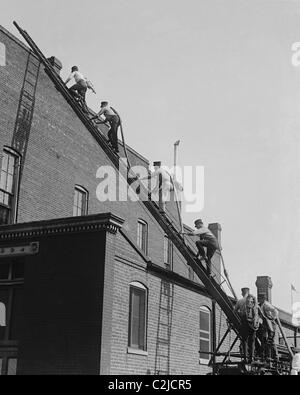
(128, 282, 148, 353)
(0, 147, 21, 225)
(137, 220, 148, 255)
(199, 306, 211, 365)
(73, 185, 89, 217)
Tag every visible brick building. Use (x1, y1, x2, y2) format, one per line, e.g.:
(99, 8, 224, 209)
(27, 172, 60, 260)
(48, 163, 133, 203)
(0, 25, 298, 375)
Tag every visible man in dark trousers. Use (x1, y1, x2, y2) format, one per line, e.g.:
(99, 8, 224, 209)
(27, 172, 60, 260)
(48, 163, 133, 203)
(234, 287, 259, 363)
(182, 219, 219, 276)
(92, 101, 120, 153)
(258, 294, 279, 362)
(65, 66, 89, 112)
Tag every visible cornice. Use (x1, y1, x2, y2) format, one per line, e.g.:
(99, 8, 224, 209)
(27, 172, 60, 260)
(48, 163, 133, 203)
(0, 213, 124, 241)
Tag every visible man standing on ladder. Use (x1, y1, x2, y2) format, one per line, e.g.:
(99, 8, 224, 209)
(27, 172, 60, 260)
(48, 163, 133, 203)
(65, 66, 90, 113)
(182, 219, 218, 276)
(258, 294, 279, 362)
(234, 287, 259, 363)
(91, 101, 120, 153)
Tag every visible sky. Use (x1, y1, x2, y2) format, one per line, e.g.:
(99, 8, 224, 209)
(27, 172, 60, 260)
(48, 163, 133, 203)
(1, 0, 300, 311)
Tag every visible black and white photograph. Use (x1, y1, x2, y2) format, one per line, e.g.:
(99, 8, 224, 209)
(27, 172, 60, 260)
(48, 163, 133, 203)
(0, 0, 300, 379)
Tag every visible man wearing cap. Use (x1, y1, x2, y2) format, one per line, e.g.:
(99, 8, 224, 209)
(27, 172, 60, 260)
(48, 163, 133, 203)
(182, 219, 219, 276)
(92, 102, 120, 153)
(234, 287, 259, 363)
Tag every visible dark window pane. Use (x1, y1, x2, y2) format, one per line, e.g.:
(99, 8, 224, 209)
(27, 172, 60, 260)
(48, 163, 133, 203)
(73, 188, 88, 216)
(10, 288, 24, 341)
(200, 339, 210, 360)
(12, 261, 24, 279)
(138, 292, 146, 349)
(129, 287, 146, 350)
(0, 206, 9, 225)
(200, 310, 210, 332)
(137, 222, 148, 254)
(0, 263, 10, 280)
(7, 358, 17, 375)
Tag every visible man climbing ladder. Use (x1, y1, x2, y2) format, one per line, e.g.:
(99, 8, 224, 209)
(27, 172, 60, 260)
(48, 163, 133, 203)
(182, 219, 219, 276)
(65, 66, 95, 113)
(91, 101, 120, 153)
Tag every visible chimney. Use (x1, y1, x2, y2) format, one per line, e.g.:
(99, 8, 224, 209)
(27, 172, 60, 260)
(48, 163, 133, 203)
(47, 56, 62, 75)
(255, 276, 273, 303)
(208, 223, 222, 250)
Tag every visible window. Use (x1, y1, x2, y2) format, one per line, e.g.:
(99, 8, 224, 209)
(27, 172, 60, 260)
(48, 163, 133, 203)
(73, 185, 89, 216)
(0, 260, 24, 342)
(0, 148, 21, 225)
(164, 235, 173, 269)
(0, 355, 17, 376)
(128, 282, 148, 351)
(137, 220, 148, 254)
(7, 358, 17, 375)
(199, 306, 211, 364)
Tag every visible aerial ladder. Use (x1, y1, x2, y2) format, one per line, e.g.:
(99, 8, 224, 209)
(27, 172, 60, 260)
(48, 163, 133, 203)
(13, 22, 293, 375)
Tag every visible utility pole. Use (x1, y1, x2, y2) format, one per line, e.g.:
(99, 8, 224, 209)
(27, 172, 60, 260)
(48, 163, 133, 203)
(173, 140, 180, 179)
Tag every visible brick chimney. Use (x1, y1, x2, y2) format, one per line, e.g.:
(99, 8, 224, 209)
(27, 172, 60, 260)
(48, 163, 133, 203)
(208, 223, 222, 250)
(47, 56, 62, 75)
(255, 276, 273, 303)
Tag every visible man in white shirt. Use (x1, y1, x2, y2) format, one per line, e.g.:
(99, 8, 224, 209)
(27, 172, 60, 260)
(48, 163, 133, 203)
(91, 101, 120, 153)
(182, 219, 219, 275)
(139, 162, 182, 211)
(65, 66, 88, 99)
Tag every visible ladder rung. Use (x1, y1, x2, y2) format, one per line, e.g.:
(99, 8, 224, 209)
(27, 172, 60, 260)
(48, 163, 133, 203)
(156, 371, 169, 375)
(19, 103, 32, 112)
(24, 79, 36, 87)
(158, 322, 169, 327)
(27, 69, 38, 77)
(28, 60, 40, 69)
(159, 307, 170, 312)
(22, 91, 34, 100)
(157, 338, 169, 344)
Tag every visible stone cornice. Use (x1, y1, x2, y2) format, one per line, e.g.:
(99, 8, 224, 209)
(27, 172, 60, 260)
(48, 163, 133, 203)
(0, 213, 124, 241)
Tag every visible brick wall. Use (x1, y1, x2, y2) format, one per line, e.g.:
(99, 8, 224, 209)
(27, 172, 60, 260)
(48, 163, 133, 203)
(105, 232, 215, 375)
(0, 26, 192, 284)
